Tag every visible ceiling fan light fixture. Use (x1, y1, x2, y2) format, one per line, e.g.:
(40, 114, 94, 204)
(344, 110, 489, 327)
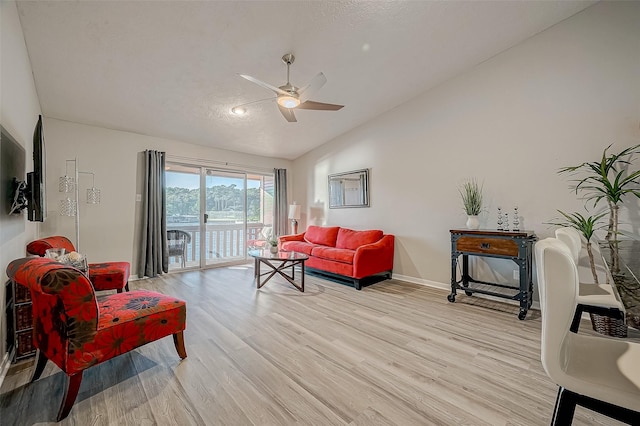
(277, 95, 300, 109)
(231, 106, 246, 115)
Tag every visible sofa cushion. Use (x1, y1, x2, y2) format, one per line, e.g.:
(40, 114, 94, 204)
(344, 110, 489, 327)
(281, 241, 317, 255)
(311, 246, 355, 264)
(307, 256, 353, 277)
(336, 228, 384, 250)
(304, 226, 340, 247)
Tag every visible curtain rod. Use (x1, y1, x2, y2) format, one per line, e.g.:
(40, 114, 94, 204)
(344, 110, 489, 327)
(166, 154, 276, 174)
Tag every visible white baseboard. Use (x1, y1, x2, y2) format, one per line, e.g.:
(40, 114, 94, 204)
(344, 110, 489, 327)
(392, 274, 450, 290)
(0, 351, 12, 390)
(392, 273, 540, 311)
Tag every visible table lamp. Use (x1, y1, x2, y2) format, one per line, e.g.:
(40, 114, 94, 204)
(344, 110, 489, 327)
(288, 203, 301, 234)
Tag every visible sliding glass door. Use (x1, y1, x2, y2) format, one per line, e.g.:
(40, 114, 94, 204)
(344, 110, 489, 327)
(165, 163, 273, 271)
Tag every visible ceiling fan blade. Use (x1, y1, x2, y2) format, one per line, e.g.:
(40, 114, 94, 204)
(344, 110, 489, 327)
(299, 72, 327, 103)
(239, 74, 290, 97)
(278, 105, 297, 122)
(232, 97, 276, 110)
(297, 100, 344, 111)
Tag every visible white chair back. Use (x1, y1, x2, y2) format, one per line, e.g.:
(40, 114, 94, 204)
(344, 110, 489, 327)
(534, 238, 580, 382)
(554, 227, 582, 263)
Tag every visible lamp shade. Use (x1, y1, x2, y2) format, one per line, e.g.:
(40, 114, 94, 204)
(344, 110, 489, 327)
(288, 204, 301, 220)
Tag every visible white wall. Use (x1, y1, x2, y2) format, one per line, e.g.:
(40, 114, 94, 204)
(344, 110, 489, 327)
(292, 1, 640, 287)
(40, 118, 292, 275)
(0, 0, 42, 375)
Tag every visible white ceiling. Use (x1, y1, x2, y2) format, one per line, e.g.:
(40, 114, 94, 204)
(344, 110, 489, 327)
(16, 1, 595, 160)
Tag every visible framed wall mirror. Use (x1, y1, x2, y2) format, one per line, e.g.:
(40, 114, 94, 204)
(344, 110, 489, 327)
(328, 169, 369, 208)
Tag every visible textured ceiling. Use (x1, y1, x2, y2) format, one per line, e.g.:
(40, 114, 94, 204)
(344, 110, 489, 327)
(16, 1, 595, 160)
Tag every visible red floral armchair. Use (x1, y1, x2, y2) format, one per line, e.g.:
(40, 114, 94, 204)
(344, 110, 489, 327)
(26, 236, 130, 293)
(7, 257, 187, 421)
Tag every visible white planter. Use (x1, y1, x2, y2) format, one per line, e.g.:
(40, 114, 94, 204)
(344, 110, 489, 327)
(270, 246, 278, 254)
(466, 215, 480, 230)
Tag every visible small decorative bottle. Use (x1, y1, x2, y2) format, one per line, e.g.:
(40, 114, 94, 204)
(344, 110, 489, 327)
(512, 207, 520, 232)
(497, 207, 503, 231)
(503, 212, 509, 232)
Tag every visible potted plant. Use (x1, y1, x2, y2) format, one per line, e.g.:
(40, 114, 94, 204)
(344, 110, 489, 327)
(268, 237, 279, 254)
(559, 144, 640, 241)
(559, 144, 640, 273)
(459, 179, 483, 229)
(546, 210, 606, 283)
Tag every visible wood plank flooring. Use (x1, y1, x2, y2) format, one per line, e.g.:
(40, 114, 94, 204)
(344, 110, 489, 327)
(1, 265, 637, 425)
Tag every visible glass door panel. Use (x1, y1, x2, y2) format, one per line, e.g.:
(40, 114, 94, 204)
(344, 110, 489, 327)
(205, 169, 246, 266)
(246, 174, 274, 252)
(165, 164, 201, 271)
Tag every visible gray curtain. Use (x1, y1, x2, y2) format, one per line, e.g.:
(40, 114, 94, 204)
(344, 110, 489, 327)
(273, 168, 288, 237)
(138, 150, 167, 277)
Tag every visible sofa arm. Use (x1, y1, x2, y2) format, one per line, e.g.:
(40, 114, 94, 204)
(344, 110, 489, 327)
(278, 233, 305, 244)
(353, 235, 395, 279)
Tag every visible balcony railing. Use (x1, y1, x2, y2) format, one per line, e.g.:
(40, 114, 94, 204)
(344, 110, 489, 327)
(166, 223, 266, 269)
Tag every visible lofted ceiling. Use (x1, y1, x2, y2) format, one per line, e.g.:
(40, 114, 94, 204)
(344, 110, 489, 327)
(16, 1, 595, 160)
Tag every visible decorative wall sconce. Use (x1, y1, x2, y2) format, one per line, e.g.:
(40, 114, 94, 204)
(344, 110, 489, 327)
(59, 158, 100, 251)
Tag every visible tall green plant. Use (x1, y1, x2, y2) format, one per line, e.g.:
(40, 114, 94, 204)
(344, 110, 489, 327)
(459, 179, 483, 216)
(546, 210, 606, 283)
(558, 144, 640, 242)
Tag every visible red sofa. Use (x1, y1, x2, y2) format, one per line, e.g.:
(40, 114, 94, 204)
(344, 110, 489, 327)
(278, 226, 394, 290)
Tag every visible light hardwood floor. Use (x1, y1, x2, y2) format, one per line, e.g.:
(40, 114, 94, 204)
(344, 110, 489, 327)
(1, 265, 636, 425)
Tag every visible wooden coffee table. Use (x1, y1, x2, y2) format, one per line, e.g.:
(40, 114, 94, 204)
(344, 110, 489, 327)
(248, 249, 308, 292)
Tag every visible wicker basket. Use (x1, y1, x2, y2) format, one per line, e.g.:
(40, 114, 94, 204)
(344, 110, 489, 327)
(590, 313, 627, 338)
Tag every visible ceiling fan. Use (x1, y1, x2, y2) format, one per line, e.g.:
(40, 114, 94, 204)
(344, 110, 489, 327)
(233, 53, 344, 122)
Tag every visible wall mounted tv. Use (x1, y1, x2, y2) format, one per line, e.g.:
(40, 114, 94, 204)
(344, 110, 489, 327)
(28, 115, 47, 221)
(7, 115, 47, 222)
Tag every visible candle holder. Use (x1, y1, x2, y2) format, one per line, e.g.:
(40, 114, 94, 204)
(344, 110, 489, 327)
(512, 207, 520, 231)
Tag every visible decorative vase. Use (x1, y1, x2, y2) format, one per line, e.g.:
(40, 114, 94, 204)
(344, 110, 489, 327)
(466, 215, 480, 230)
(270, 246, 278, 254)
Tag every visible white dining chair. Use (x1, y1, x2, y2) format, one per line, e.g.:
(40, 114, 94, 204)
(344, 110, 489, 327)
(534, 238, 640, 424)
(554, 227, 625, 332)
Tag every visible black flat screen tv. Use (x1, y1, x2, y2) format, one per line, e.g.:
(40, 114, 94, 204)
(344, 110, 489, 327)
(27, 115, 46, 222)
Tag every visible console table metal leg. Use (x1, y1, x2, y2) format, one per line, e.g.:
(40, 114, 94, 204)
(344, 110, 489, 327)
(448, 254, 458, 303)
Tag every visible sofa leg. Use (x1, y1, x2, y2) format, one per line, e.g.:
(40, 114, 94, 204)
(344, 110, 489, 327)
(354, 280, 362, 290)
(57, 372, 83, 421)
(31, 349, 48, 383)
(173, 331, 187, 359)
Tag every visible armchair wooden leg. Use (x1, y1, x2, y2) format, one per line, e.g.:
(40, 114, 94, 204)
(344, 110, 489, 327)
(57, 372, 83, 421)
(30, 349, 48, 383)
(173, 331, 187, 359)
(116, 282, 130, 293)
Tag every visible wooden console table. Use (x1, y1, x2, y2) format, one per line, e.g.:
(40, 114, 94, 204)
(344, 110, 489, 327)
(449, 229, 537, 320)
